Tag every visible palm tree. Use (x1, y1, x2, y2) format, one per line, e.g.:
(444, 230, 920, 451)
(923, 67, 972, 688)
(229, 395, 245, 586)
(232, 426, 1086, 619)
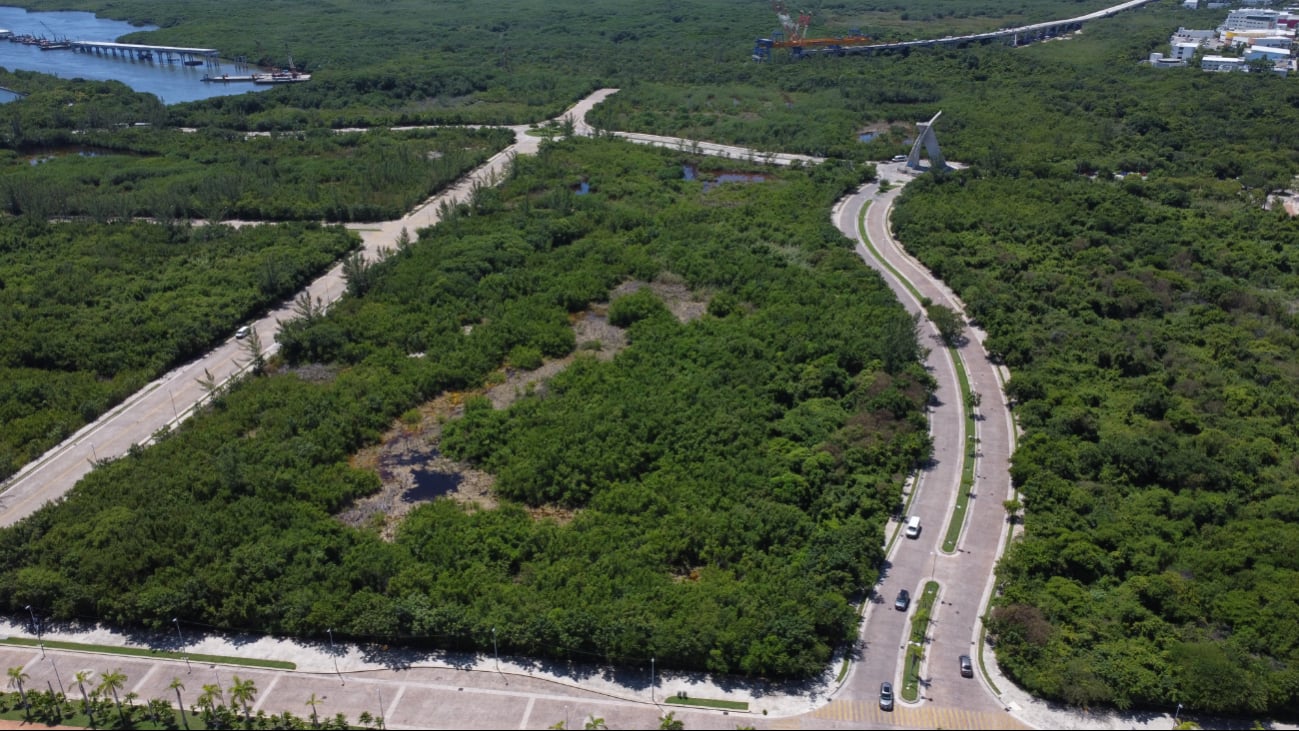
(169, 676, 189, 730)
(98, 668, 128, 725)
(229, 674, 257, 724)
(7, 666, 30, 719)
(584, 715, 609, 729)
(196, 682, 223, 717)
(74, 669, 94, 723)
(305, 691, 321, 727)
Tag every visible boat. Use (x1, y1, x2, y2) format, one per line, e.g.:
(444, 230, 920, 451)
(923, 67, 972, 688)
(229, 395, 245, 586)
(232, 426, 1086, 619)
(38, 40, 71, 50)
(252, 69, 310, 84)
(253, 52, 310, 84)
(183, 59, 203, 66)
(202, 74, 256, 83)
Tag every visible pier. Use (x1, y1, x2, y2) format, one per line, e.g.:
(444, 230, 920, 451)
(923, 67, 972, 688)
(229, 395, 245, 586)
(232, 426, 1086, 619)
(70, 40, 219, 66)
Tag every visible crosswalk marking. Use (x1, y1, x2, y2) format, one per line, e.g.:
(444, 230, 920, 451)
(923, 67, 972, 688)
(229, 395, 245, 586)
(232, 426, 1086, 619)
(800, 698, 1030, 729)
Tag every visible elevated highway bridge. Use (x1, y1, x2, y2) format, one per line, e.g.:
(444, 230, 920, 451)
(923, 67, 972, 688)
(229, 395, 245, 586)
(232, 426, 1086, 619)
(755, 0, 1161, 59)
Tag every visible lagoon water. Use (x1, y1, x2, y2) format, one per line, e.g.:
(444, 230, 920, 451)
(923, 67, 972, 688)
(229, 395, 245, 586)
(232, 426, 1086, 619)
(0, 5, 267, 104)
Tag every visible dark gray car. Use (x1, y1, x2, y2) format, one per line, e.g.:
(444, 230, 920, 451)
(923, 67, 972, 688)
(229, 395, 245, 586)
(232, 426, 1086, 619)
(894, 588, 910, 611)
(960, 654, 974, 677)
(879, 681, 894, 711)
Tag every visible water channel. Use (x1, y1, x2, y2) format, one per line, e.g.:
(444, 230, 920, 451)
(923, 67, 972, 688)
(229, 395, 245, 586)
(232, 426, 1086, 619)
(0, 5, 267, 104)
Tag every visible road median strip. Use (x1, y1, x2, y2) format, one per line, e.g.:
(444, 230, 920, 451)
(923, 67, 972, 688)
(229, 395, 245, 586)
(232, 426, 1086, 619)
(0, 636, 296, 670)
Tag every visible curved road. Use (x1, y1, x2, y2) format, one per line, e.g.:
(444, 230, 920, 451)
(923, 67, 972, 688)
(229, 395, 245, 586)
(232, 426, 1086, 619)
(817, 164, 1021, 729)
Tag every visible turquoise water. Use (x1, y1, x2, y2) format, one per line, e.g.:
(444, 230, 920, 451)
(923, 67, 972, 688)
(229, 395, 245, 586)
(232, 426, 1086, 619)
(0, 5, 267, 104)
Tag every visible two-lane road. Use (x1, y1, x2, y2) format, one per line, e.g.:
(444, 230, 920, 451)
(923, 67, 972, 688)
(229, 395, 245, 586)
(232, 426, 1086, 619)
(826, 162, 1021, 724)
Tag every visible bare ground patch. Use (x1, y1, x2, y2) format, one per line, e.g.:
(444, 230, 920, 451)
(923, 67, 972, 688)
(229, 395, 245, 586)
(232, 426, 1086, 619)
(612, 274, 709, 323)
(340, 278, 707, 538)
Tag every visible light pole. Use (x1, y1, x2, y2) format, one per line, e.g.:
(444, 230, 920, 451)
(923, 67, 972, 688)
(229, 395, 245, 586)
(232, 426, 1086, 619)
(169, 389, 178, 418)
(24, 604, 38, 639)
(90, 442, 98, 462)
(172, 617, 184, 646)
(327, 628, 343, 685)
(1174, 703, 1183, 724)
(650, 657, 656, 704)
(491, 627, 499, 672)
(48, 655, 66, 698)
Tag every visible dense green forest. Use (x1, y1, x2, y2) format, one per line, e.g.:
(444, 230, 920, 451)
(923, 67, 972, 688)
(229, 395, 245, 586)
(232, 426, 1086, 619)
(0, 70, 510, 481)
(0, 219, 357, 481)
(0, 137, 932, 678)
(6, 0, 1121, 129)
(0, 70, 515, 222)
(2, 0, 1299, 716)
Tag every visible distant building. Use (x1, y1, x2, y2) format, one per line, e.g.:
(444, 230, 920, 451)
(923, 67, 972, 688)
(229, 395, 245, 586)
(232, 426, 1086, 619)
(1201, 54, 1248, 70)
(1251, 35, 1294, 48)
(1150, 52, 1189, 67)
(1245, 44, 1291, 61)
(1173, 41, 1201, 60)
(1223, 9, 1282, 31)
(1174, 27, 1216, 40)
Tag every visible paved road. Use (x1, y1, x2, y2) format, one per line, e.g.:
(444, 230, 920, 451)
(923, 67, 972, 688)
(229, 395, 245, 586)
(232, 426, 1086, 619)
(833, 163, 1021, 717)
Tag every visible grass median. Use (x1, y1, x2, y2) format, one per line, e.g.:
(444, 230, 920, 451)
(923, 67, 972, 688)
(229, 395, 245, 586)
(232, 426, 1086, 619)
(0, 637, 296, 670)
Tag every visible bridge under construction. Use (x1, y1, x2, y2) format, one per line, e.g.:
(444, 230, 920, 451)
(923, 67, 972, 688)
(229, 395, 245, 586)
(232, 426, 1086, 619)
(71, 40, 219, 66)
(753, 0, 1160, 60)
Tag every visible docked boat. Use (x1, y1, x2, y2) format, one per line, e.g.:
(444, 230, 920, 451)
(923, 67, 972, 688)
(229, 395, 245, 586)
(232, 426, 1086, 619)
(252, 70, 310, 84)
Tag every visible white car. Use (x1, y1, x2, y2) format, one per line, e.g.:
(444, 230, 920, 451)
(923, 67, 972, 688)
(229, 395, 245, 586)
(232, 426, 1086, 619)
(235, 326, 251, 339)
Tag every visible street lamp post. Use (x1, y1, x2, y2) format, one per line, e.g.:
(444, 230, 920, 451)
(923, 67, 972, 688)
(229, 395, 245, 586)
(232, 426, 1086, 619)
(172, 617, 184, 646)
(1174, 703, 1183, 724)
(24, 605, 38, 639)
(48, 655, 66, 698)
(650, 657, 656, 704)
(327, 628, 343, 685)
(491, 627, 499, 672)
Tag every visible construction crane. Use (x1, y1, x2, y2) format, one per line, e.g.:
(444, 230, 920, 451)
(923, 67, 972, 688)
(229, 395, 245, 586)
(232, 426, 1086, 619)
(753, 2, 872, 61)
(772, 1, 811, 43)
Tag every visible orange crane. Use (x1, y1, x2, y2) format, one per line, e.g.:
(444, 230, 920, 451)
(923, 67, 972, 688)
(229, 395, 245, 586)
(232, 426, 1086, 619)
(753, 2, 872, 60)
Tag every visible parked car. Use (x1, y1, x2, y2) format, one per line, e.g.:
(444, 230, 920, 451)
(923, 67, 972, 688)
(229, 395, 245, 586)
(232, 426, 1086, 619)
(894, 588, 910, 611)
(960, 654, 974, 677)
(891, 154, 908, 162)
(879, 681, 894, 711)
(235, 325, 251, 339)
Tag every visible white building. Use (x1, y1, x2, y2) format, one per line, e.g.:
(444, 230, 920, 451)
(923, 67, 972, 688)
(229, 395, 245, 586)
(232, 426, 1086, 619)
(1223, 9, 1282, 31)
(1150, 52, 1189, 67)
(1245, 44, 1291, 61)
(1173, 41, 1201, 60)
(1252, 35, 1294, 48)
(1201, 54, 1247, 70)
